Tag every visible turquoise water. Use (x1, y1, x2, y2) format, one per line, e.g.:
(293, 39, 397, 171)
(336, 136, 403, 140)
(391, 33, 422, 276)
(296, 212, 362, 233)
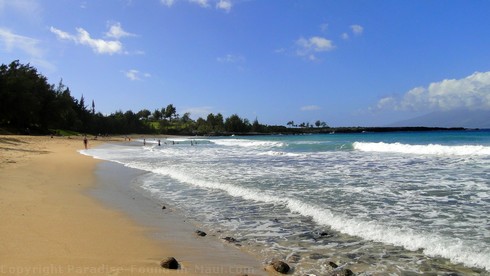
(82, 130, 490, 275)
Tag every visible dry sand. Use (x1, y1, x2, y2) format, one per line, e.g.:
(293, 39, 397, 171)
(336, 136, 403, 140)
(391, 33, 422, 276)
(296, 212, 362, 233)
(0, 135, 269, 275)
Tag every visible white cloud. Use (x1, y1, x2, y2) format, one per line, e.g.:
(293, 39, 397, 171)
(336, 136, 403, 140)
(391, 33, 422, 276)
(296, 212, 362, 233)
(160, 0, 175, 7)
(160, 0, 233, 11)
(182, 106, 214, 119)
(301, 105, 321, 111)
(0, 0, 42, 20)
(216, 0, 232, 12)
(296, 36, 335, 60)
(374, 72, 490, 112)
(350, 24, 364, 35)
(124, 69, 150, 81)
(372, 97, 396, 111)
(125, 69, 139, 81)
(190, 0, 209, 8)
(105, 22, 135, 39)
(309, 37, 335, 51)
(274, 48, 286, 54)
(50, 23, 134, 55)
(0, 27, 43, 57)
(342, 24, 363, 40)
(76, 28, 122, 54)
(217, 54, 244, 63)
(49, 27, 74, 41)
(0, 28, 56, 72)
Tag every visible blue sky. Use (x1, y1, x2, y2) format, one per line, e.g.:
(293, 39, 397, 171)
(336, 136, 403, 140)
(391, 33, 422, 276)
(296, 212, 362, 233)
(1, 0, 490, 127)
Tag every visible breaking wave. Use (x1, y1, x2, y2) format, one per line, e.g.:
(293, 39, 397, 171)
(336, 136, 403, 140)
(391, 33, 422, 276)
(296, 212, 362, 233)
(353, 142, 490, 156)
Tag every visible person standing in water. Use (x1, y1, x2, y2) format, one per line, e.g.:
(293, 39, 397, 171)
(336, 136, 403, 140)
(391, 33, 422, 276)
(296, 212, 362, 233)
(83, 135, 88, 149)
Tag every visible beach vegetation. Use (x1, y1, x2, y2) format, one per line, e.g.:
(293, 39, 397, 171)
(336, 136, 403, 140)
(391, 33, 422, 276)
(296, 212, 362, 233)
(137, 109, 151, 120)
(224, 114, 251, 133)
(50, 129, 80, 136)
(163, 104, 177, 120)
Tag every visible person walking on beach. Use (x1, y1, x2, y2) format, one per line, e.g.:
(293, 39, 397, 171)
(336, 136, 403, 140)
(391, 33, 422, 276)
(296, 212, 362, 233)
(83, 136, 88, 149)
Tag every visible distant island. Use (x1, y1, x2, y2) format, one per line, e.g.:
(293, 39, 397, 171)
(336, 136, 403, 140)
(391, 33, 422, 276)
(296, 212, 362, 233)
(389, 110, 490, 129)
(0, 60, 469, 136)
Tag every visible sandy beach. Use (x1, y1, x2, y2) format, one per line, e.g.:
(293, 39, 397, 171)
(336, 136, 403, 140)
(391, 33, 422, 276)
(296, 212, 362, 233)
(0, 135, 268, 275)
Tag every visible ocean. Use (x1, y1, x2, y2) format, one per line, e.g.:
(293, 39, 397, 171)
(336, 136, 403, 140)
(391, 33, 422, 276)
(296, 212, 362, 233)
(81, 130, 490, 275)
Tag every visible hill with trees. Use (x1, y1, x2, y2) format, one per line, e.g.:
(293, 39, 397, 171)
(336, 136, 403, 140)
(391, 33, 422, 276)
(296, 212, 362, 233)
(0, 60, 295, 135)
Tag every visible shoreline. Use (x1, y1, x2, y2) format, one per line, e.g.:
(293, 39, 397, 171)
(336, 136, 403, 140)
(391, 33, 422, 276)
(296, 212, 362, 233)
(0, 135, 268, 275)
(80, 134, 490, 275)
(90, 160, 269, 275)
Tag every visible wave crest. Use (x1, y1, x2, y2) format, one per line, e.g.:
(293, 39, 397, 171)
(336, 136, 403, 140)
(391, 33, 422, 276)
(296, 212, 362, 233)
(211, 139, 284, 148)
(353, 142, 490, 156)
(139, 166, 490, 271)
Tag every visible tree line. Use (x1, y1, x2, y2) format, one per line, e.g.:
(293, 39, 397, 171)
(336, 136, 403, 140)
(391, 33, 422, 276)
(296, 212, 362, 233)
(2, 60, 332, 136)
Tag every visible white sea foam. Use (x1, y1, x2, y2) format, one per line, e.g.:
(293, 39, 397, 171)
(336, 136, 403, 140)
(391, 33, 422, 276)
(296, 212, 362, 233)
(211, 138, 284, 148)
(78, 149, 89, 156)
(285, 199, 490, 271)
(78, 149, 116, 161)
(80, 136, 490, 272)
(257, 150, 303, 157)
(353, 142, 490, 156)
(135, 165, 490, 271)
